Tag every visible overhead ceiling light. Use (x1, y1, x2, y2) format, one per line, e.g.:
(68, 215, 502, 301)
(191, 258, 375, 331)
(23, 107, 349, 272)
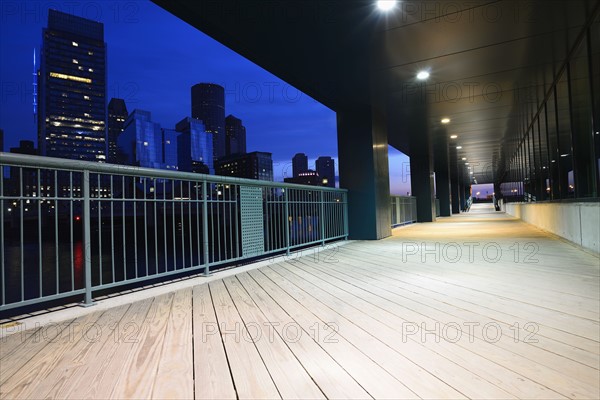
(465, 162, 469, 165)
(456, 146, 462, 149)
(560, 153, 570, 157)
(416, 70, 430, 80)
(441, 118, 451, 124)
(461, 157, 467, 161)
(450, 135, 458, 139)
(469, 172, 473, 175)
(376, 0, 397, 11)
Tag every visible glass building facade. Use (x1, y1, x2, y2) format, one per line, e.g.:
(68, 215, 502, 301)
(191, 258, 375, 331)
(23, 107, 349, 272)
(191, 83, 226, 161)
(499, 14, 600, 201)
(162, 128, 180, 170)
(176, 117, 213, 174)
(38, 9, 107, 162)
(118, 110, 163, 169)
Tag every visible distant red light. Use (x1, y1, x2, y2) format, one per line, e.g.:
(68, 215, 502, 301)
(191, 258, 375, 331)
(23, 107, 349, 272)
(75, 216, 81, 221)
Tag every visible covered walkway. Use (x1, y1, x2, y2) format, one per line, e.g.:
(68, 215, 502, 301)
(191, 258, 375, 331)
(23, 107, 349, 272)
(1, 204, 599, 399)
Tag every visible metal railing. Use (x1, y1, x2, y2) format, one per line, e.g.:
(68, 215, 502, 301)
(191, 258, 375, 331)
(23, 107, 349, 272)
(0, 153, 348, 311)
(390, 195, 417, 226)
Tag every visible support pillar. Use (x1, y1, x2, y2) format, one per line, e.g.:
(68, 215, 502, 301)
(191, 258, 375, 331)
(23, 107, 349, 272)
(449, 145, 461, 214)
(337, 105, 391, 239)
(409, 108, 436, 222)
(434, 129, 451, 216)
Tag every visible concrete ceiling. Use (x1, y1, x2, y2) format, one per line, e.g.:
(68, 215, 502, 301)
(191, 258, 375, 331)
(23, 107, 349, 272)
(153, 0, 597, 184)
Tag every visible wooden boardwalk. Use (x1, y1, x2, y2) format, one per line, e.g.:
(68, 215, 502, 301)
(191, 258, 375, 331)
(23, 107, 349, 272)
(1, 205, 599, 399)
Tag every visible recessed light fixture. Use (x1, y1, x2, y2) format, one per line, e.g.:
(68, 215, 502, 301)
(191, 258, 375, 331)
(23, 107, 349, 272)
(441, 118, 451, 124)
(416, 70, 430, 80)
(450, 135, 458, 139)
(376, 0, 397, 11)
(465, 162, 469, 165)
(456, 146, 462, 149)
(469, 172, 473, 175)
(461, 157, 467, 161)
(560, 153, 569, 157)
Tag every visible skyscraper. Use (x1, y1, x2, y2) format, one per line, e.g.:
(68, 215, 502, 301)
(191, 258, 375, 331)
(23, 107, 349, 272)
(162, 128, 180, 170)
(225, 114, 246, 156)
(38, 9, 107, 162)
(176, 117, 213, 174)
(292, 153, 308, 178)
(215, 152, 273, 181)
(118, 110, 162, 169)
(191, 83, 225, 161)
(107, 98, 128, 163)
(316, 156, 335, 188)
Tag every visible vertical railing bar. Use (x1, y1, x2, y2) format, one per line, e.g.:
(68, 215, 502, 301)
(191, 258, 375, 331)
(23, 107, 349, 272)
(54, 170, 60, 294)
(202, 180, 210, 276)
(320, 190, 325, 245)
(234, 184, 239, 259)
(284, 188, 290, 255)
(0, 166, 4, 305)
(37, 169, 42, 298)
(70, 172, 74, 291)
(110, 175, 115, 283)
(97, 174, 102, 286)
(188, 181, 193, 268)
(216, 186, 221, 263)
(82, 170, 93, 306)
(228, 185, 232, 260)
(19, 168, 24, 301)
(195, 181, 201, 266)
(144, 178, 148, 277)
(163, 179, 167, 272)
(344, 192, 349, 239)
(210, 186, 215, 264)
(172, 179, 176, 270)
(154, 179, 158, 275)
(265, 188, 270, 252)
(180, 181, 186, 268)
(133, 176, 138, 278)
(122, 176, 126, 281)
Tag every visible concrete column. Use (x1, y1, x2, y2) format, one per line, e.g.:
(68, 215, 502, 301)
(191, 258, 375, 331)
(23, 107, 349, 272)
(337, 105, 391, 240)
(434, 129, 451, 216)
(449, 145, 461, 214)
(409, 108, 436, 222)
(459, 164, 467, 211)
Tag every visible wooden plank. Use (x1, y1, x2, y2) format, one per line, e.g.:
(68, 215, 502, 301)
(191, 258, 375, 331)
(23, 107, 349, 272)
(252, 268, 466, 399)
(110, 292, 174, 399)
(17, 305, 130, 399)
(239, 271, 417, 399)
(209, 279, 281, 399)
(63, 298, 154, 399)
(268, 264, 520, 399)
(222, 275, 326, 400)
(152, 288, 194, 399)
(192, 284, 236, 400)
(312, 253, 600, 369)
(0, 319, 73, 386)
(0, 311, 103, 399)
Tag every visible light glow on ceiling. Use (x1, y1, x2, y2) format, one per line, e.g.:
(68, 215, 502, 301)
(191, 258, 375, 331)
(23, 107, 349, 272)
(376, 1, 397, 11)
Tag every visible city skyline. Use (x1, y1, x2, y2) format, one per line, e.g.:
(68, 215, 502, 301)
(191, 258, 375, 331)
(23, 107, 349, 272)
(0, 0, 411, 193)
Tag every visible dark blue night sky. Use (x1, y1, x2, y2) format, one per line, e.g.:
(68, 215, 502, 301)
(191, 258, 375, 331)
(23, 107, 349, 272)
(0, 0, 410, 192)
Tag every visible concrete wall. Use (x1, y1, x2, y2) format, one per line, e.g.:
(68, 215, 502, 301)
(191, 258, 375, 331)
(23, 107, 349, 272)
(505, 202, 600, 255)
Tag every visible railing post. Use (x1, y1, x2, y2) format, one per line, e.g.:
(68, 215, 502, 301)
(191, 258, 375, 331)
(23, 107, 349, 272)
(284, 188, 290, 255)
(82, 170, 94, 307)
(320, 190, 325, 246)
(343, 192, 349, 240)
(202, 180, 211, 276)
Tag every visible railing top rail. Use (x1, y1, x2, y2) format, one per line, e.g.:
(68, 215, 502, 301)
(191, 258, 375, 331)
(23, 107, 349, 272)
(0, 152, 347, 192)
(390, 195, 417, 199)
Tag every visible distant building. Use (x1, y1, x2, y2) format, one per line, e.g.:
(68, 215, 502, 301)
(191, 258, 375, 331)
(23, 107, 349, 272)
(9, 141, 37, 197)
(107, 98, 128, 163)
(118, 110, 163, 169)
(284, 170, 322, 186)
(192, 83, 226, 161)
(225, 114, 246, 156)
(38, 9, 107, 162)
(175, 117, 213, 174)
(316, 156, 335, 188)
(162, 128, 180, 170)
(292, 153, 308, 178)
(215, 151, 273, 181)
(0, 128, 4, 152)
